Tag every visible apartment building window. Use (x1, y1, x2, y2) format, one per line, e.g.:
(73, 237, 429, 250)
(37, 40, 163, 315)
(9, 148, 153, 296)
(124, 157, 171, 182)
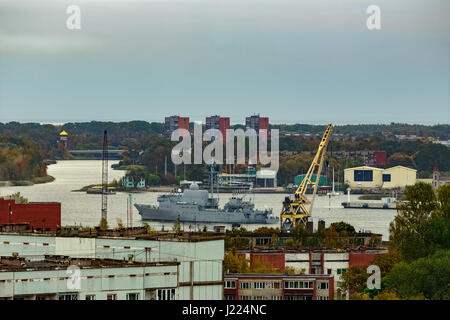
(85, 295, 95, 300)
(327, 269, 332, 275)
(225, 280, 236, 289)
(224, 294, 235, 300)
(254, 296, 265, 300)
(317, 296, 329, 300)
(107, 294, 117, 300)
(317, 282, 329, 290)
(59, 293, 78, 301)
(127, 293, 139, 300)
(254, 282, 266, 290)
(157, 288, 176, 300)
(273, 282, 280, 289)
(240, 282, 250, 289)
(285, 281, 313, 289)
(337, 268, 347, 275)
(240, 295, 251, 300)
(271, 296, 282, 300)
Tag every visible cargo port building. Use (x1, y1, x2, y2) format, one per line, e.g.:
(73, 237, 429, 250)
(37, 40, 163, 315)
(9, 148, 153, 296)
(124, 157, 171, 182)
(344, 165, 417, 189)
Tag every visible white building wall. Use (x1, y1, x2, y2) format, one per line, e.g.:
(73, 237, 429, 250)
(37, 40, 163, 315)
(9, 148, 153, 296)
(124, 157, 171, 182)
(0, 234, 224, 300)
(285, 252, 309, 273)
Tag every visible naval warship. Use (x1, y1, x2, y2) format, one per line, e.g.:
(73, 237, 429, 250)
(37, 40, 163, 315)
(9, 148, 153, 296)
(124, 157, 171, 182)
(134, 182, 279, 224)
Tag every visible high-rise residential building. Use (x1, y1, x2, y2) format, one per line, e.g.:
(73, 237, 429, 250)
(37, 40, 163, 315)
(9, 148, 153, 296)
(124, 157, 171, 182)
(245, 114, 269, 139)
(164, 115, 190, 138)
(205, 115, 230, 141)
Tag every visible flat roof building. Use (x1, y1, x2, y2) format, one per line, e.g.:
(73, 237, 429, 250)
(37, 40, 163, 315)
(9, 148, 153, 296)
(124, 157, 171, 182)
(224, 273, 334, 300)
(0, 231, 224, 300)
(0, 255, 179, 300)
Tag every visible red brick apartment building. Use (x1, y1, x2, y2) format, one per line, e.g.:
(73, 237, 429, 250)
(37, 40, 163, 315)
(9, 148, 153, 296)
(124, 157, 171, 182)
(232, 248, 388, 299)
(205, 115, 230, 141)
(0, 198, 61, 231)
(224, 274, 334, 300)
(164, 115, 190, 138)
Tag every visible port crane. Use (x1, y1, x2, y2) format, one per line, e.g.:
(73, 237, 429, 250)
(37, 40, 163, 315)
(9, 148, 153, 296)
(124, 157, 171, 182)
(280, 124, 333, 232)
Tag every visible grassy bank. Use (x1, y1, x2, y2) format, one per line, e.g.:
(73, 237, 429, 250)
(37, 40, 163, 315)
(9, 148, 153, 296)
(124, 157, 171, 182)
(0, 175, 55, 187)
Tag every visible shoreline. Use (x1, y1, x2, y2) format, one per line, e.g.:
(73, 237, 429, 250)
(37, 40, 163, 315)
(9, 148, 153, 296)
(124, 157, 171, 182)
(0, 175, 55, 187)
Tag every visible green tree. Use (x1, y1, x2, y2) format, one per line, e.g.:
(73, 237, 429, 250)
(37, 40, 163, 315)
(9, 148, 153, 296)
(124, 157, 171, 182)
(330, 221, 356, 235)
(389, 183, 449, 261)
(172, 218, 181, 234)
(383, 249, 450, 300)
(99, 217, 108, 231)
(224, 250, 249, 273)
(338, 266, 367, 298)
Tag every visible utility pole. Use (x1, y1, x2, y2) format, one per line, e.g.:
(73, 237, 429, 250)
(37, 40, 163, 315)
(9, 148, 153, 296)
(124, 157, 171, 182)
(101, 130, 108, 222)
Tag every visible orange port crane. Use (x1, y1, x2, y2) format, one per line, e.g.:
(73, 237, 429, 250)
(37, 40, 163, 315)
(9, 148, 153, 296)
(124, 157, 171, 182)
(280, 124, 333, 232)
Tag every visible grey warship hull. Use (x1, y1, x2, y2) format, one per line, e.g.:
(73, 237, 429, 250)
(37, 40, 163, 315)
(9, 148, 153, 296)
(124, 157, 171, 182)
(135, 204, 278, 224)
(134, 183, 278, 225)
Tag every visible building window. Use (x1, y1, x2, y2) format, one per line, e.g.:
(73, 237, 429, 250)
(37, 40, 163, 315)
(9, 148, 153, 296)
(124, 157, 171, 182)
(254, 296, 265, 300)
(225, 294, 235, 300)
(272, 296, 282, 300)
(317, 296, 329, 300)
(85, 295, 95, 300)
(127, 293, 139, 300)
(273, 282, 280, 289)
(225, 280, 236, 289)
(327, 269, 332, 275)
(59, 294, 78, 301)
(285, 281, 312, 289)
(157, 289, 176, 300)
(354, 170, 373, 182)
(382, 174, 391, 182)
(318, 282, 329, 290)
(254, 282, 266, 290)
(240, 295, 251, 300)
(107, 294, 117, 300)
(240, 282, 250, 289)
(337, 268, 347, 275)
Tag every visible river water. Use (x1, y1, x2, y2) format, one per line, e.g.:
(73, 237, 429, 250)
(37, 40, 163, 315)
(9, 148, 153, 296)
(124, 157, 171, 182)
(0, 160, 397, 240)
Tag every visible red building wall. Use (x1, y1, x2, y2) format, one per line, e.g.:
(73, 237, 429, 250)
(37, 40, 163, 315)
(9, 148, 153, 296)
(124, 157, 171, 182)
(178, 117, 190, 136)
(219, 117, 230, 141)
(374, 151, 387, 166)
(258, 117, 269, 139)
(0, 198, 61, 230)
(250, 252, 285, 271)
(349, 252, 377, 267)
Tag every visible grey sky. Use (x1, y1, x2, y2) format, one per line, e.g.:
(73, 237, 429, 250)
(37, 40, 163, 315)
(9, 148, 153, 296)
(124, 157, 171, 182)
(0, 0, 449, 124)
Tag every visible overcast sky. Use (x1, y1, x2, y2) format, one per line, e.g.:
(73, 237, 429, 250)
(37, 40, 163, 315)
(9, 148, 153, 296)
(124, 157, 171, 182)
(0, 0, 449, 125)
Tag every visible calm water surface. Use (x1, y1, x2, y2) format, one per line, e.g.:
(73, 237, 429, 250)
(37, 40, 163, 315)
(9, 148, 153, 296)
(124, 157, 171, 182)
(0, 160, 397, 240)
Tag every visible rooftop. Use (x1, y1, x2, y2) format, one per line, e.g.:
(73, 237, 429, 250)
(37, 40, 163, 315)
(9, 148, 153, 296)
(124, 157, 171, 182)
(225, 273, 333, 279)
(0, 255, 178, 272)
(0, 226, 224, 242)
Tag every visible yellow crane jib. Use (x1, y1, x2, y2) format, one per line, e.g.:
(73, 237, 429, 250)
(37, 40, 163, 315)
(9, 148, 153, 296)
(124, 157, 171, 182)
(280, 124, 333, 232)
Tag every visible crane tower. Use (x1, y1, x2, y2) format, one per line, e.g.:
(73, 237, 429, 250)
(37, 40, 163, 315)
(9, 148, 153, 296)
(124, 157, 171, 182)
(280, 124, 333, 232)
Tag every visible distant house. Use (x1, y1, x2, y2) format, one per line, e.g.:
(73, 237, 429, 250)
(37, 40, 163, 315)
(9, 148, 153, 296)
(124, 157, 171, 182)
(122, 175, 146, 190)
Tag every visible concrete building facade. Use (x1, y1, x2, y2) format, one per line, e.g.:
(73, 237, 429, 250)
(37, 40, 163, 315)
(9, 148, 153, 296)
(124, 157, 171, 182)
(0, 255, 179, 300)
(224, 274, 334, 300)
(0, 233, 224, 300)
